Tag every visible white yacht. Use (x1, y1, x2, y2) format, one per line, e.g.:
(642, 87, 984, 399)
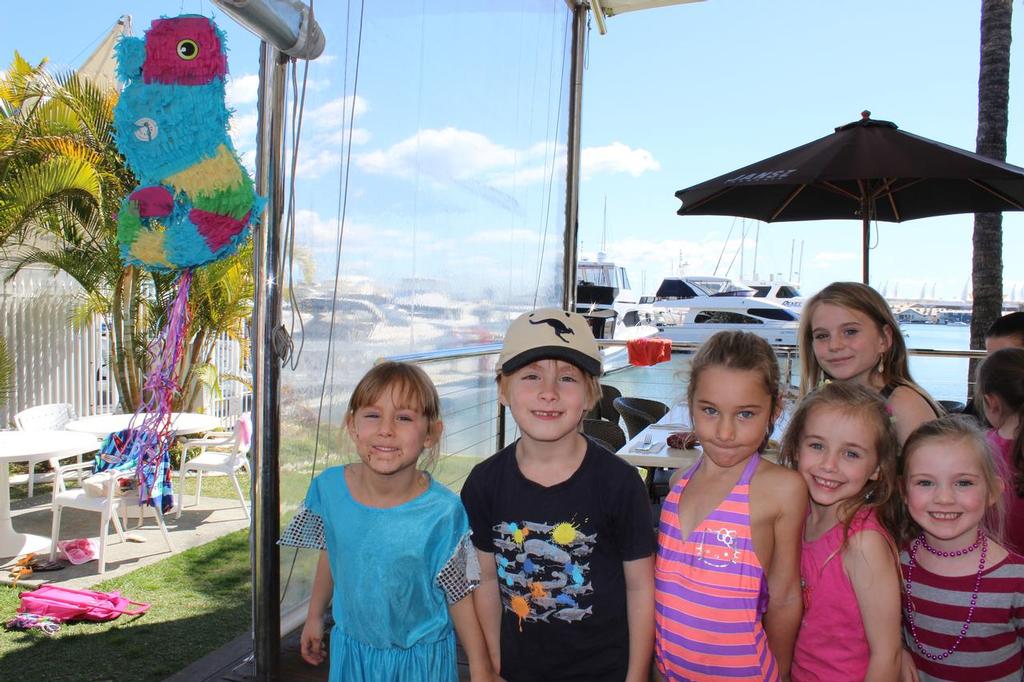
(652, 277, 800, 346)
(575, 256, 659, 355)
(740, 279, 806, 310)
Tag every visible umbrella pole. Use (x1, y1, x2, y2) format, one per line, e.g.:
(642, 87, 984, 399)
(862, 216, 869, 284)
(861, 191, 870, 284)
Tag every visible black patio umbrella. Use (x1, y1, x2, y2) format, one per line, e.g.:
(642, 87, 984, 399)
(675, 111, 1024, 283)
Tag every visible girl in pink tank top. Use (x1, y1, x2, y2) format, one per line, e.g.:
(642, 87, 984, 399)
(655, 332, 807, 681)
(975, 348, 1024, 554)
(778, 382, 904, 681)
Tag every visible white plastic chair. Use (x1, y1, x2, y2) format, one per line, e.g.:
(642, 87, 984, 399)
(48, 459, 174, 575)
(176, 415, 252, 520)
(49, 460, 126, 575)
(14, 403, 80, 496)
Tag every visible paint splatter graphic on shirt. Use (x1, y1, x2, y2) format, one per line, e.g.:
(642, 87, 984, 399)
(491, 518, 595, 628)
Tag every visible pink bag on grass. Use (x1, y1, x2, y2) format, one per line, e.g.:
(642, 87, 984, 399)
(17, 585, 149, 623)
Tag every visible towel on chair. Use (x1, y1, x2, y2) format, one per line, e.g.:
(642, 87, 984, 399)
(627, 337, 672, 367)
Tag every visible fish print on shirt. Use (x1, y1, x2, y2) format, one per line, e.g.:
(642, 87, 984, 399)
(491, 520, 595, 630)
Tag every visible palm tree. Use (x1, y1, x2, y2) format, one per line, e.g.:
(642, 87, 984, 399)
(0, 53, 253, 412)
(0, 336, 14, 407)
(971, 0, 1012, 353)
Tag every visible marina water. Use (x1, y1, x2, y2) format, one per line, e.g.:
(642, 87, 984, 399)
(605, 322, 975, 411)
(902, 323, 973, 402)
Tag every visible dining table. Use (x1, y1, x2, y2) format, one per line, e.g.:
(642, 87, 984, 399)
(616, 404, 702, 469)
(65, 412, 223, 438)
(616, 398, 793, 470)
(0, 430, 100, 558)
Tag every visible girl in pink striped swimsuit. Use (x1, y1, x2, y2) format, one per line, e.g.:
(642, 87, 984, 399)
(655, 332, 806, 681)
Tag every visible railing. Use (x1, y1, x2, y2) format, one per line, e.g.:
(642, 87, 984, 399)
(384, 339, 989, 478)
(385, 345, 505, 490)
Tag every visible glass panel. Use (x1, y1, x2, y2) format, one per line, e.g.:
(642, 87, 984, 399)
(276, 2, 572, 617)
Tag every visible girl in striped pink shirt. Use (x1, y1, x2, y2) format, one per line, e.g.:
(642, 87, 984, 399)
(900, 416, 1024, 681)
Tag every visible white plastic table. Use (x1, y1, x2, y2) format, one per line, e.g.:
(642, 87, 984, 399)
(66, 412, 223, 438)
(0, 430, 100, 558)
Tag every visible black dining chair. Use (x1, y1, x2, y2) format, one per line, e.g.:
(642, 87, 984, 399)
(582, 419, 627, 452)
(613, 396, 670, 440)
(937, 399, 966, 414)
(613, 396, 674, 502)
(586, 384, 623, 425)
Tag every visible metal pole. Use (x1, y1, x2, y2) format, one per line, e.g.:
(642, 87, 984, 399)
(562, 3, 587, 311)
(251, 40, 288, 682)
(862, 214, 870, 284)
(497, 403, 507, 451)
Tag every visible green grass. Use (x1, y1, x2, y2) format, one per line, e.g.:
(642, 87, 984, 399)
(3, 474, 253, 680)
(0, 528, 251, 681)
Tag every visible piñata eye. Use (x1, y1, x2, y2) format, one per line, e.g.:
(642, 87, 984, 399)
(177, 39, 199, 60)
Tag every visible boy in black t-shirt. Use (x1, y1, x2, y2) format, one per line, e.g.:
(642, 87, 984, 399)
(461, 308, 655, 682)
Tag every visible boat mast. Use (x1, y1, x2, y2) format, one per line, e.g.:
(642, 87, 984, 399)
(601, 195, 608, 254)
(797, 240, 804, 285)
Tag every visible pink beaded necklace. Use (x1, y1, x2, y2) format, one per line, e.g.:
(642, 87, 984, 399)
(904, 529, 988, 662)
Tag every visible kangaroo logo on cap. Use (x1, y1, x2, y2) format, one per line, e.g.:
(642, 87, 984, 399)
(529, 317, 575, 343)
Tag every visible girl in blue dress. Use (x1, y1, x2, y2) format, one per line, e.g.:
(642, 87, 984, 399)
(280, 362, 494, 681)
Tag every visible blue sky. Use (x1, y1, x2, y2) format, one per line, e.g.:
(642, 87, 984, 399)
(5, 1, 1024, 302)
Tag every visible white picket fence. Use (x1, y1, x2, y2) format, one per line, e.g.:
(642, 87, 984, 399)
(0, 268, 250, 428)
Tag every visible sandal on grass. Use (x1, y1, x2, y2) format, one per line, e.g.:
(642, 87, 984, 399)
(28, 559, 66, 572)
(8, 566, 32, 587)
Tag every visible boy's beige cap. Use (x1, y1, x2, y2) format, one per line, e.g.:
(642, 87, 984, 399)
(497, 308, 602, 376)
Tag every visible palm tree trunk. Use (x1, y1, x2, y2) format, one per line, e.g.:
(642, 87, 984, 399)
(971, 0, 1012, 373)
(112, 265, 142, 411)
(177, 328, 210, 412)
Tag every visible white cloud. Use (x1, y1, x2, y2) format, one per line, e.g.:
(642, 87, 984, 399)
(228, 111, 259, 152)
(314, 128, 371, 147)
(306, 95, 369, 129)
(294, 209, 338, 244)
(581, 142, 660, 179)
(287, 147, 343, 180)
(357, 127, 515, 181)
(226, 73, 260, 106)
(465, 228, 543, 245)
(293, 209, 389, 249)
(356, 129, 657, 193)
(491, 158, 566, 189)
